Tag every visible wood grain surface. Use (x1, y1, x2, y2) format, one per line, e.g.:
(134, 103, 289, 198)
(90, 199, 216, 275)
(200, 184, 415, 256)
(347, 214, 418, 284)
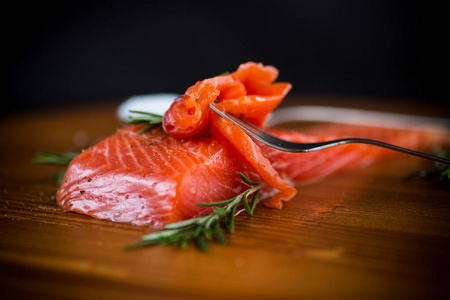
(1, 95, 449, 300)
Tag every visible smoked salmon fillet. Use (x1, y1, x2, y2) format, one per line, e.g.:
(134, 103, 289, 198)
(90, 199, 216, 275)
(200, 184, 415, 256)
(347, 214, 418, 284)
(56, 62, 449, 228)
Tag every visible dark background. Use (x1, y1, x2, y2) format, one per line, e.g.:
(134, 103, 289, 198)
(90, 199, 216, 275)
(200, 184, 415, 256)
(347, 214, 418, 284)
(2, 1, 443, 113)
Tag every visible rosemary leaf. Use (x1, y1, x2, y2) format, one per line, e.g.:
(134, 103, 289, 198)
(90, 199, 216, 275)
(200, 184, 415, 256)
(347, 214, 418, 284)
(123, 239, 163, 251)
(404, 151, 450, 187)
(195, 235, 209, 252)
(128, 110, 163, 118)
(203, 229, 213, 240)
(229, 205, 238, 233)
(32, 150, 78, 165)
(239, 172, 258, 185)
(141, 229, 183, 242)
(180, 239, 189, 250)
(249, 189, 260, 216)
(163, 217, 204, 229)
(196, 197, 236, 207)
(127, 110, 163, 134)
(55, 171, 68, 186)
(212, 222, 227, 244)
(242, 190, 252, 215)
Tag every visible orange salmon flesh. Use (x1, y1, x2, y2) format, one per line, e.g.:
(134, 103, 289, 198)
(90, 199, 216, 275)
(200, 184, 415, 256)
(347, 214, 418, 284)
(57, 62, 449, 228)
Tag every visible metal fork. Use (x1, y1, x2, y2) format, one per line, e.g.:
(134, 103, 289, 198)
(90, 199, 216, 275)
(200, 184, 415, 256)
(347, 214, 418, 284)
(209, 104, 450, 165)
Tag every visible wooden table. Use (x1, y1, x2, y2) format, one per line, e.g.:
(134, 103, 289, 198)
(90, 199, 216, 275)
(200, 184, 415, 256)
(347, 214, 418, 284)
(1, 95, 449, 299)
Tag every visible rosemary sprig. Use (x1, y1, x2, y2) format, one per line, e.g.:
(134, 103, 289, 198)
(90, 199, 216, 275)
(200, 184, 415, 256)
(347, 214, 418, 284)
(125, 173, 263, 252)
(127, 110, 163, 134)
(404, 151, 450, 187)
(432, 152, 449, 186)
(32, 150, 78, 165)
(32, 150, 78, 185)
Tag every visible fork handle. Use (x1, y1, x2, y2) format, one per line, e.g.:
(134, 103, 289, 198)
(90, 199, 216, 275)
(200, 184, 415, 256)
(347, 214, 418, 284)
(309, 138, 450, 165)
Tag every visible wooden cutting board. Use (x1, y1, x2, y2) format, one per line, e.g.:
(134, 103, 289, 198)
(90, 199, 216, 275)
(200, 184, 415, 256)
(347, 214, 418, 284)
(1, 95, 449, 299)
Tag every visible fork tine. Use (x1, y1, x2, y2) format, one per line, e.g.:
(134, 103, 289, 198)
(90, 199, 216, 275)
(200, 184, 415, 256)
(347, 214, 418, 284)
(209, 103, 308, 151)
(209, 104, 266, 140)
